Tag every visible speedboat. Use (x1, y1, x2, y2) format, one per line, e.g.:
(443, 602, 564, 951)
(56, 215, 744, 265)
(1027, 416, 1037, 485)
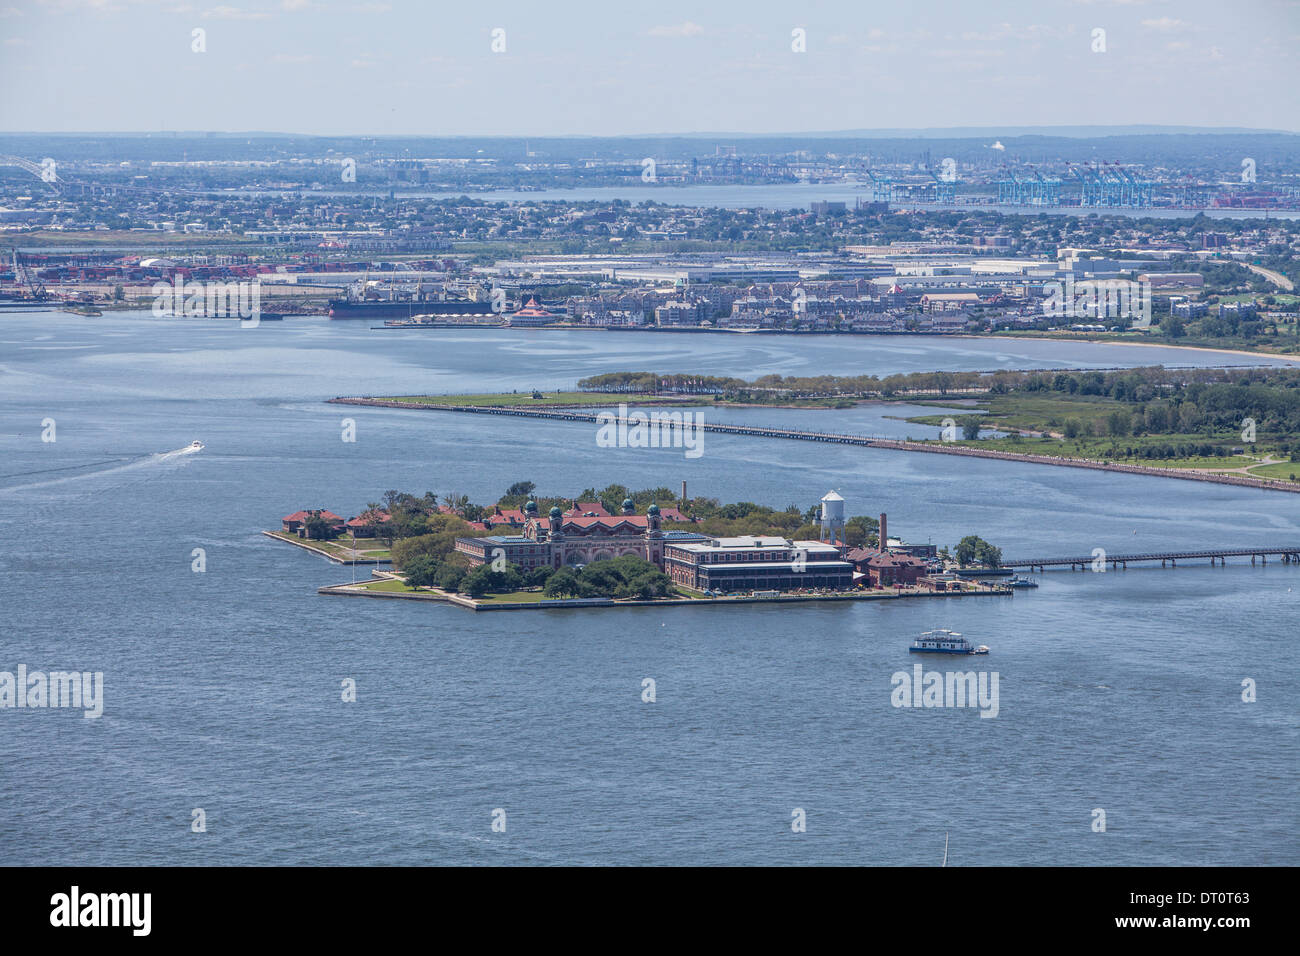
(189, 440, 204, 451)
(909, 629, 989, 655)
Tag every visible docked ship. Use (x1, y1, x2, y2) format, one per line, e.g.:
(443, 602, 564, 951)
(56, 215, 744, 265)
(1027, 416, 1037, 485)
(909, 629, 989, 655)
(328, 294, 497, 321)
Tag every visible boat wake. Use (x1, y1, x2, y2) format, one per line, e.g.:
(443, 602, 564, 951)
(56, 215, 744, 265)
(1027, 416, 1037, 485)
(0, 442, 203, 494)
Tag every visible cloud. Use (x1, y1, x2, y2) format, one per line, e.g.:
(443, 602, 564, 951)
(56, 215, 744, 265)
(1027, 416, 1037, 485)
(1141, 17, 1189, 31)
(646, 21, 704, 38)
(272, 52, 314, 63)
(202, 6, 271, 19)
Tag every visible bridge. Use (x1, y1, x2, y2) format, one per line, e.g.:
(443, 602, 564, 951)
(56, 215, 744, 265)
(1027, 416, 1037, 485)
(1002, 547, 1300, 572)
(328, 397, 1300, 496)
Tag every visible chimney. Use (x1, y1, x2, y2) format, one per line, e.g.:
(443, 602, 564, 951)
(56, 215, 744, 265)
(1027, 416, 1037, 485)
(879, 513, 888, 552)
(681, 480, 687, 504)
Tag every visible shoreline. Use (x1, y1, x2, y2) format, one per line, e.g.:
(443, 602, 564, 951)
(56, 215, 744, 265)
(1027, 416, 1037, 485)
(317, 576, 1010, 611)
(980, 333, 1300, 365)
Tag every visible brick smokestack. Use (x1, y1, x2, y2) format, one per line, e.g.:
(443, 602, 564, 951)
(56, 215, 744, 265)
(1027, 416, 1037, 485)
(682, 480, 687, 504)
(879, 513, 888, 551)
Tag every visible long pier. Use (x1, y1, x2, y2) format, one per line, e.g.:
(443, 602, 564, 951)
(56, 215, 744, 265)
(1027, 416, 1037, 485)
(329, 397, 1300, 495)
(1003, 547, 1300, 571)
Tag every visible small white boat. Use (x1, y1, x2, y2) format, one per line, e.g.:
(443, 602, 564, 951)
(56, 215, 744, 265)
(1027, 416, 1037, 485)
(189, 440, 204, 451)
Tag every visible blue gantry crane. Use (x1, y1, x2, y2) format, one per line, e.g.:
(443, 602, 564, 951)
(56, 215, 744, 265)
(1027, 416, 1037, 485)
(997, 165, 1059, 205)
(864, 168, 897, 204)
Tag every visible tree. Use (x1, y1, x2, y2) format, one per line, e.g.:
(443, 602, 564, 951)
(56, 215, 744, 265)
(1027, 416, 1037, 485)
(402, 555, 439, 589)
(544, 567, 581, 598)
(962, 419, 982, 441)
(304, 511, 338, 541)
(956, 535, 1001, 567)
(506, 481, 536, 498)
(462, 565, 495, 597)
(434, 559, 467, 592)
(525, 565, 554, 588)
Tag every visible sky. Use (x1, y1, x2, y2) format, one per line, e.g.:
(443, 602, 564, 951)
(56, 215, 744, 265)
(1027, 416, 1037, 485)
(1, 0, 1298, 136)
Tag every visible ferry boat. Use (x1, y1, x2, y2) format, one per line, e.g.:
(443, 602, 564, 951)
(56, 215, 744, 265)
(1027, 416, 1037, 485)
(909, 629, 989, 655)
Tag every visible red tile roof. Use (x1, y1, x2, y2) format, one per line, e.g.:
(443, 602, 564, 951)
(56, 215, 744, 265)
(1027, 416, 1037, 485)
(562, 515, 649, 531)
(847, 548, 928, 568)
(346, 510, 391, 527)
(284, 509, 344, 523)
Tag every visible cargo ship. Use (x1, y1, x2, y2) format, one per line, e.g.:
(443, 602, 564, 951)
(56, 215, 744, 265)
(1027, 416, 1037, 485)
(328, 296, 498, 320)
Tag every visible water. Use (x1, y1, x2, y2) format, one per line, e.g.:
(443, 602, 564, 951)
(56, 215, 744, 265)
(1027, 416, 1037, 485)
(237, 182, 1300, 219)
(1, 311, 1296, 865)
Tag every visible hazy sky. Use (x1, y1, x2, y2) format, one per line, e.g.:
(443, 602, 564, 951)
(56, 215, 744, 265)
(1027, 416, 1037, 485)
(2, 0, 1297, 135)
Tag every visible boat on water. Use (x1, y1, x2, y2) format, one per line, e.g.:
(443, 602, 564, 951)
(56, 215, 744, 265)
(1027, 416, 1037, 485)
(1008, 575, 1038, 588)
(909, 629, 989, 655)
(189, 440, 204, 451)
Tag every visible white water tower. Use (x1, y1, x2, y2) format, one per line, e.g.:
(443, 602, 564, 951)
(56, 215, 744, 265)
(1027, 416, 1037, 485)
(819, 490, 845, 544)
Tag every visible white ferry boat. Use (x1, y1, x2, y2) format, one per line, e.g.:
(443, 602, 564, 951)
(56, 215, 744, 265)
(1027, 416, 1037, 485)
(909, 629, 989, 655)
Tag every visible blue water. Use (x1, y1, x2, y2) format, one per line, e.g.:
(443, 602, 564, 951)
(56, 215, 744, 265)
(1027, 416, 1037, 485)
(244, 182, 1300, 219)
(1, 312, 1296, 865)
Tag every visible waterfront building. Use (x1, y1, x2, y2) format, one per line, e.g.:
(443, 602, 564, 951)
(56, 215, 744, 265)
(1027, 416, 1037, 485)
(346, 509, 391, 538)
(507, 297, 559, 326)
(845, 514, 933, 587)
(663, 536, 853, 592)
(456, 499, 708, 571)
(281, 509, 345, 535)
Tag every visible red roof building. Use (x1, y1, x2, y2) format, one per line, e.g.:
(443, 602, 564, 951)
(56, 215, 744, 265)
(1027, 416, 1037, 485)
(846, 548, 929, 588)
(345, 509, 391, 537)
(282, 509, 345, 535)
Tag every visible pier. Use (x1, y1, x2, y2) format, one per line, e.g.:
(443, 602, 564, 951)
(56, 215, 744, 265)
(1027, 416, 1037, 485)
(1002, 547, 1300, 572)
(329, 397, 1300, 495)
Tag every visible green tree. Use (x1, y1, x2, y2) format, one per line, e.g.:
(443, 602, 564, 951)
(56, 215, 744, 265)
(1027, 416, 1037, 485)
(544, 567, 581, 598)
(304, 511, 338, 541)
(402, 555, 439, 589)
(956, 535, 1001, 567)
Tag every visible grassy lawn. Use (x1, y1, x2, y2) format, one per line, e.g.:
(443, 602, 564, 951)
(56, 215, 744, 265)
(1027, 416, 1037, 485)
(470, 590, 554, 604)
(907, 393, 1125, 433)
(359, 579, 420, 593)
(928, 434, 1267, 470)
(1245, 461, 1300, 481)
